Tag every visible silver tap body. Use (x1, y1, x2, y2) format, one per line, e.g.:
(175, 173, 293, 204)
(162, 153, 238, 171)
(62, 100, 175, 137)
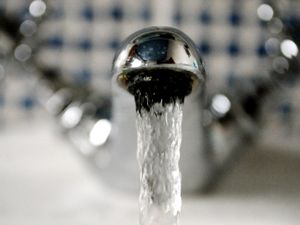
(101, 27, 213, 192)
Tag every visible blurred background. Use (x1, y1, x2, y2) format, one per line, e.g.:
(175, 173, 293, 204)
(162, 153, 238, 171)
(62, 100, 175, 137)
(0, 0, 300, 224)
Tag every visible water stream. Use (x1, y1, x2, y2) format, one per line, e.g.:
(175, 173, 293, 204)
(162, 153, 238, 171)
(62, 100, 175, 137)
(125, 68, 193, 225)
(136, 101, 183, 225)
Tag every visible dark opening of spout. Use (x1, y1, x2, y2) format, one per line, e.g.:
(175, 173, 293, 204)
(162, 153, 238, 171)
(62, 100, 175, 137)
(121, 67, 194, 113)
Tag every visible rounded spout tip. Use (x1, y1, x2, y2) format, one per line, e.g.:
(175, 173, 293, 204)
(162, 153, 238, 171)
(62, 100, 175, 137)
(112, 26, 206, 96)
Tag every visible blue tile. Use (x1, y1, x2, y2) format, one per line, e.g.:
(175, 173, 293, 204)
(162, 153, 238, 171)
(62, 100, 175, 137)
(141, 7, 151, 21)
(109, 39, 120, 50)
(199, 10, 212, 25)
(257, 43, 267, 57)
(278, 102, 292, 115)
(110, 6, 123, 21)
(227, 42, 240, 56)
(198, 41, 211, 55)
(75, 68, 91, 84)
(79, 39, 92, 51)
(20, 96, 35, 110)
(47, 36, 64, 48)
(81, 5, 94, 21)
(173, 11, 182, 25)
(228, 11, 241, 26)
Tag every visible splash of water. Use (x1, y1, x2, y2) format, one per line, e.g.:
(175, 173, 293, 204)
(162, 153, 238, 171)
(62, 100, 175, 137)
(136, 101, 183, 225)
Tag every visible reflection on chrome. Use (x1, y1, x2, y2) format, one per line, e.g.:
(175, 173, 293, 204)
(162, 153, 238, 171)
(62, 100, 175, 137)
(60, 104, 83, 129)
(45, 89, 71, 115)
(257, 4, 274, 21)
(280, 39, 299, 59)
(131, 58, 143, 68)
(268, 18, 283, 34)
(20, 20, 37, 37)
(29, 0, 47, 17)
(89, 119, 111, 146)
(272, 56, 289, 74)
(265, 38, 280, 56)
(14, 44, 32, 62)
(211, 94, 231, 116)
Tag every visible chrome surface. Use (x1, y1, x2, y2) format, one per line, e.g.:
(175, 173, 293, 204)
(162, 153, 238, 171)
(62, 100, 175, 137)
(109, 27, 213, 192)
(112, 27, 206, 94)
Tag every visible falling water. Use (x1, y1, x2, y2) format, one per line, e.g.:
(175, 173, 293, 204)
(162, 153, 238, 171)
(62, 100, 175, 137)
(124, 67, 193, 225)
(136, 101, 183, 225)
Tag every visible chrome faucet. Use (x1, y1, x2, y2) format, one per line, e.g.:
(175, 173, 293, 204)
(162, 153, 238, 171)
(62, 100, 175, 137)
(97, 26, 257, 193)
(109, 27, 212, 192)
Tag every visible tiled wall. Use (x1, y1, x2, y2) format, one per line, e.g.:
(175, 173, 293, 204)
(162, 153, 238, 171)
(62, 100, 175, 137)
(0, 0, 300, 147)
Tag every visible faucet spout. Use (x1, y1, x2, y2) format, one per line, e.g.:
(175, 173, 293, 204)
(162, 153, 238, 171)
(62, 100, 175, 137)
(109, 27, 213, 193)
(112, 27, 206, 112)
